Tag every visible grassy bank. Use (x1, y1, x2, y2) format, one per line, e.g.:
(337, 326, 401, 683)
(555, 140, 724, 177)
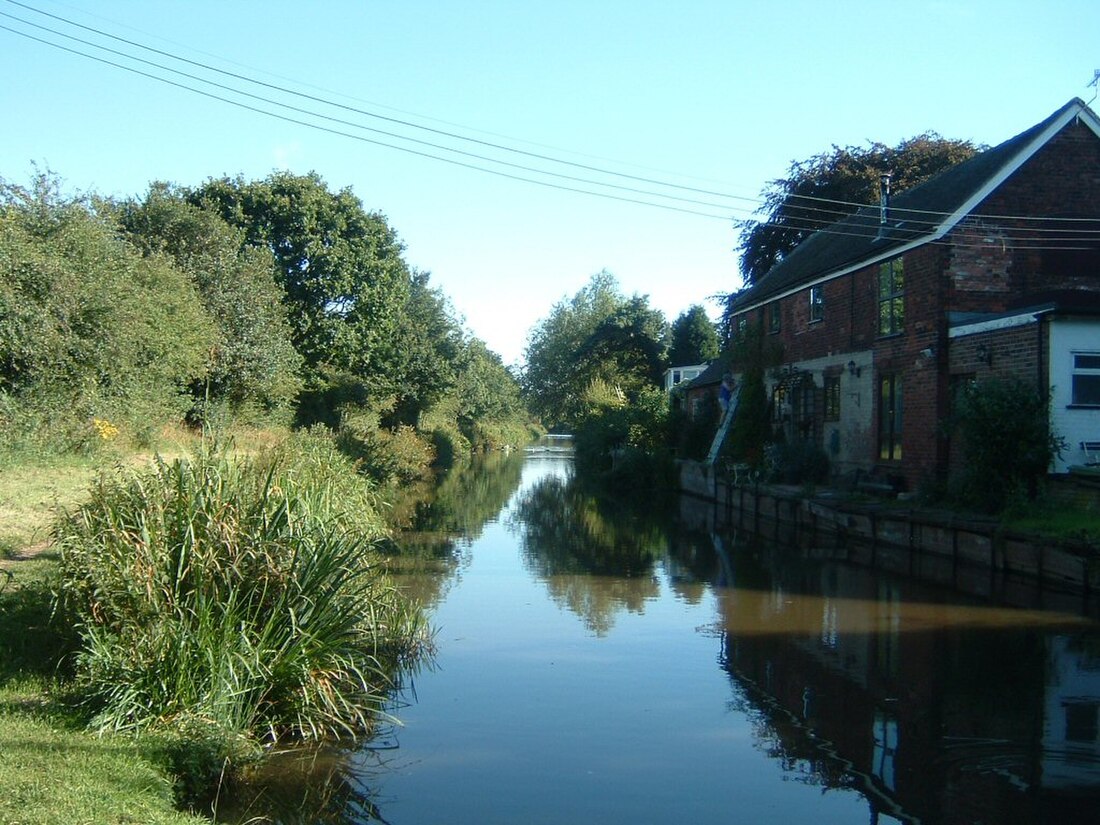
(0, 427, 429, 821)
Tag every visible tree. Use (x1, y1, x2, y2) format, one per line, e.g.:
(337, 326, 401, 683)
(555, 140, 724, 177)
(521, 270, 623, 427)
(384, 270, 465, 426)
(187, 172, 410, 389)
(737, 133, 980, 285)
(668, 305, 719, 365)
(522, 271, 668, 429)
(116, 183, 302, 419)
(575, 296, 669, 392)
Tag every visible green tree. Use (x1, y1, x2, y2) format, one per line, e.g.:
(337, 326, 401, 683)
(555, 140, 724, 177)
(737, 133, 979, 285)
(188, 172, 410, 390)
(668, 305, 719, 365)
(384, 270, 464, 426)
(116, 183, 302, 419)
(522, 270, 623, 428)
(576, 296, 669, 392)
(522, 271, 667, 429)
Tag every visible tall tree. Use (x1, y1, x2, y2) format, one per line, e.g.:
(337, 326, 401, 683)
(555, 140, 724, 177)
(116, 183, 302, 417)
(521, 271, 667, 429)
(187, 172, 410, 388)
(522, 270, 623, 427)
(668, 305, 719, 366)
(737, 133, 979, 285)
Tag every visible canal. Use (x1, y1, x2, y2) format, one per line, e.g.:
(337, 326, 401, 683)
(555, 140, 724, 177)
(228, 440, 1100, 824)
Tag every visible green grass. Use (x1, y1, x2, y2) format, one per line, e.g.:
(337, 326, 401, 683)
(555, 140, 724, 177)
(0, 707, 205, 825)
(0, 456, 97, 558)
(0, 556, 205, 825)
(1003, 508, 1100, 543)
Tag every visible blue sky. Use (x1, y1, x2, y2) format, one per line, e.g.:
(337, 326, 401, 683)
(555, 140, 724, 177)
(2, 0, 1098, 365)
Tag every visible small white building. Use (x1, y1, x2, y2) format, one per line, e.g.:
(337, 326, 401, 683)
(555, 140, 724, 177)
(663, 363, 708, 393)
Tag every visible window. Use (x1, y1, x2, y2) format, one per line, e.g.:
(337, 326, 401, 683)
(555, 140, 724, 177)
(878, 259, 904, 336)
(809, 285, 824, 322)
(1071, 353, 1100, 406)
(771, 385, 788, 428)
(824, 376, 841, 421)
(879, 374, 902, 460)
(768, 302, 781, 334)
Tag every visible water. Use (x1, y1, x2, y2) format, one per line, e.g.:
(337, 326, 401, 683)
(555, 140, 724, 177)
(227, 443, 1100, 824)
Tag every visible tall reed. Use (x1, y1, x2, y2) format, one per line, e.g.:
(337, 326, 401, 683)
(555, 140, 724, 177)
(53, 431, 428, 744)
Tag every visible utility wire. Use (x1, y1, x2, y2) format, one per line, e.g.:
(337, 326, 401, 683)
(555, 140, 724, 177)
(3, 0, 761, 206)
(0, 11, 755, 215)
(0, 22, 745, 221)
(3, 0, 1100, 244)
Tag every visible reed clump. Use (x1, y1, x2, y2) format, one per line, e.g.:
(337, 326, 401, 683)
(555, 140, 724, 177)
(53, 430, 429, 751)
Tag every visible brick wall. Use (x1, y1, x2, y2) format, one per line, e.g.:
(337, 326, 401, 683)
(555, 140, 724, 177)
(949, 121, 1100, 305)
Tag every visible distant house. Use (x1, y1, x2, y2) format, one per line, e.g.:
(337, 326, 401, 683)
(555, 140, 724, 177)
(663, 363, 709, 393)
(721, 98, 1100, 489)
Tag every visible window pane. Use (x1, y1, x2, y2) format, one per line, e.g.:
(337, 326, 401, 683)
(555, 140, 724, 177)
(1075, 354, 1100, 370)
(1073, 374, 1100, 405)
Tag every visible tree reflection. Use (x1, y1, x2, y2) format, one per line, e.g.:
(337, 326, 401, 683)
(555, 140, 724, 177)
(511, 475, 671, 635)
(386, 451, 526, 608)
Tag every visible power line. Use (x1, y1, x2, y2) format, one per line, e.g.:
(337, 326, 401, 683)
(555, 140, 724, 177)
(0, 11, 756, 217)
(3, 0, 761, 207)
(0, 22, 746, 222)
(3, 0, 1100, 246)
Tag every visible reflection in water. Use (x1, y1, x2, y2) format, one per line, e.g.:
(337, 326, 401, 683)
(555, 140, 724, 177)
(211, 743, 396, 824)
(510, 473, 672, 635)
(386, 450, 526, 608)
(717, 537, 1100, 824)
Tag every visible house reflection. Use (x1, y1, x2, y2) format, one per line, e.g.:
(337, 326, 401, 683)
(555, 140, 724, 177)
(714, 539, 1100, 824)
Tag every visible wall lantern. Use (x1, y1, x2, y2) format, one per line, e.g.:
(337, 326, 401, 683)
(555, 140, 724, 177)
(847, 360, 861, 378)
(976, 344, 993, 366)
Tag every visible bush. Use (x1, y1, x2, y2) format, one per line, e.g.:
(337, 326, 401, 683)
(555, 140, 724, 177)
(671, 392, 719, 461)
(947, 378, 1064, 513)
(1, 175, 215, 452)
(53, 433, 429, 751)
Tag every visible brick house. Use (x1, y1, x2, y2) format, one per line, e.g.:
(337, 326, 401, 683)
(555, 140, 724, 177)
(720, 98, 1100, 489)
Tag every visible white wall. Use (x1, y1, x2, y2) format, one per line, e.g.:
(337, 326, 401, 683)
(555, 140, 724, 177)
(1048, 319, 1100, 473)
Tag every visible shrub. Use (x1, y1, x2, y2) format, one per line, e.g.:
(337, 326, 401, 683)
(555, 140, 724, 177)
(947, 378, 1064, 513)
(53, 433, 428, 749)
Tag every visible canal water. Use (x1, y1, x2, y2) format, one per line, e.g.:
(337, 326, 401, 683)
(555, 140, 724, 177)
(228, 440, 1100, 824)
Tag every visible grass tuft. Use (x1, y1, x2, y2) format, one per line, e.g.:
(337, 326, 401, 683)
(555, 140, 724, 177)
(52, 431, 430, 755)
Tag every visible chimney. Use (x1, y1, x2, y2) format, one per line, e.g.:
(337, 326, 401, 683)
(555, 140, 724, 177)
(879, 173, 892, 225)
(875, 173, 892, 240)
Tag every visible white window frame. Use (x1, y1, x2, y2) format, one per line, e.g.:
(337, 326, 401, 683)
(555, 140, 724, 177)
(1071, 351, 1100, 407)
(809, 285, 824, 323)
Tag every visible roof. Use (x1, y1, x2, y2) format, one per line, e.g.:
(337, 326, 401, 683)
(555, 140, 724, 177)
(685, 358, 728, 389)
(730, 99, 1100, 314)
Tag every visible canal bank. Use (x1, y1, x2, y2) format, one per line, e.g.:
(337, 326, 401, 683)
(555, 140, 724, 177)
(678, 460, 1100, 612)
